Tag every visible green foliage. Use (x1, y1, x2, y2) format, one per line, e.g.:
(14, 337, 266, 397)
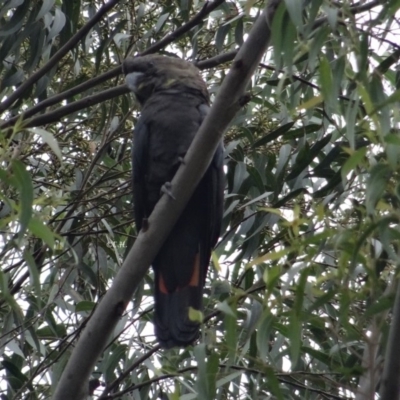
(1, 0, 400, 399)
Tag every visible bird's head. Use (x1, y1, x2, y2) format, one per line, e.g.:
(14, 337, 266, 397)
(122, 55, 209, 105)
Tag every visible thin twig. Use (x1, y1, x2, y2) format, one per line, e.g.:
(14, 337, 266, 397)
(379, 277, 400, 400)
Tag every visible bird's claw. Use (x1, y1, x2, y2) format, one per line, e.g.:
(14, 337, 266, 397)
(161, 182, 176, 200)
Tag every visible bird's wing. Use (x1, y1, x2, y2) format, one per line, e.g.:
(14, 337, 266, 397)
(147, 98, 223, 348)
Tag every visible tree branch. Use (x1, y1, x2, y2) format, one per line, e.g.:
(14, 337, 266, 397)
(23, 85, 129, 128)
(140, 0, 226, 55)
(101, 365, 345, 400)
(355, 318, 383, 400)
(196, 50, 238, 69)
(356, 277, 396, 400)
(52, 1, 281, 398)
(379, 277, 400, 400)
(99, 345, 160, 398)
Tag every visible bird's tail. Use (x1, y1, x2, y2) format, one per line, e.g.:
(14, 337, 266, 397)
(153, 254, 203, 349)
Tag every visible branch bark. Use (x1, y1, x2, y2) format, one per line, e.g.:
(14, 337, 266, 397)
(23, 85, 129, 128)
(355, 318, 383, 400)
(356, 277, 397, 400)
(52, 1, 281, 398)
(380, 278, 400, 400)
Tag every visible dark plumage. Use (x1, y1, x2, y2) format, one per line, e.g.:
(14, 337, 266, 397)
(123, 55, 224, 348)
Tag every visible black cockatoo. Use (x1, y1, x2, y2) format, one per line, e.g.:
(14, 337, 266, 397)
(122, 54, 224, 348)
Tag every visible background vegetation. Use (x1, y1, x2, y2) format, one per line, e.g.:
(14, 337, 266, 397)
(1, 0, 400, 398)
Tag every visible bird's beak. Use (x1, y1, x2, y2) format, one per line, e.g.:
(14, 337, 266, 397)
(125, 71, 144, 93)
